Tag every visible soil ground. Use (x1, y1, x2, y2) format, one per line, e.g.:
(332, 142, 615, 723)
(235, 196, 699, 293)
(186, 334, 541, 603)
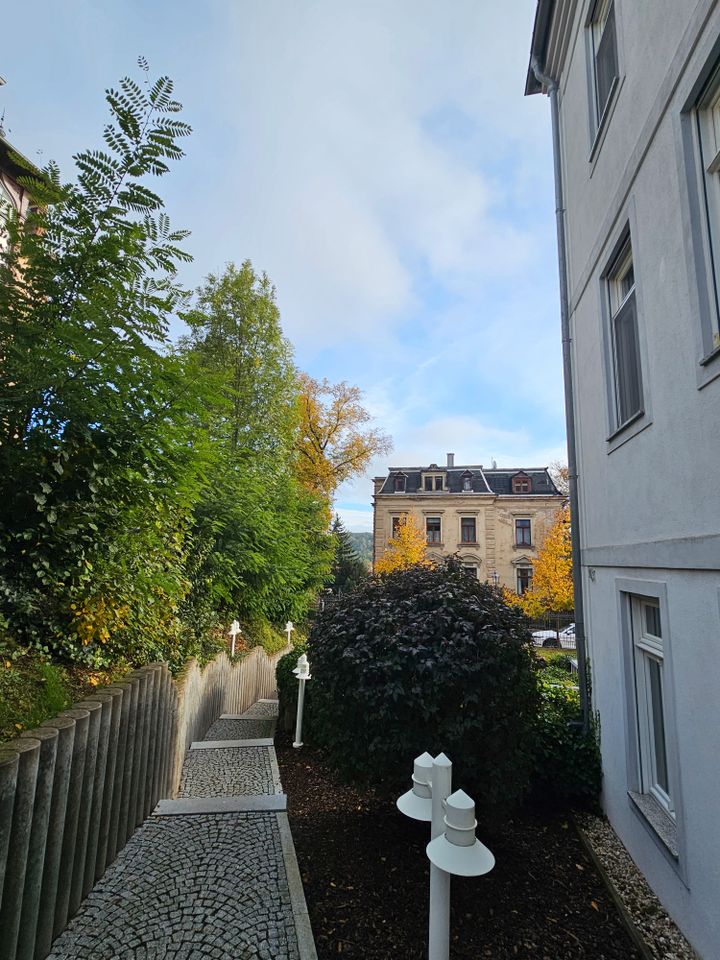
(276, 734, 641, 960)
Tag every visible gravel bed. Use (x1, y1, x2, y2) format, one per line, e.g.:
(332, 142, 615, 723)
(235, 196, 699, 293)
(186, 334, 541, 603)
(576, 814, 698, 960)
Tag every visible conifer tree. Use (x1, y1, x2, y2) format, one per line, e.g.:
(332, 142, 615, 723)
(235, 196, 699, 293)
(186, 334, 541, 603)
(330, 515, 367, 593)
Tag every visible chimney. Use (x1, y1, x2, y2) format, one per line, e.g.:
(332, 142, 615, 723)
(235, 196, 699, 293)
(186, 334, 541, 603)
(446, 453, 455, 468)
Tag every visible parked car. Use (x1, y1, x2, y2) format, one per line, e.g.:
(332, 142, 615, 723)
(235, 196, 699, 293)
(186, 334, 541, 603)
(531, 629, 558, 647)
(531, 623, 576, 648)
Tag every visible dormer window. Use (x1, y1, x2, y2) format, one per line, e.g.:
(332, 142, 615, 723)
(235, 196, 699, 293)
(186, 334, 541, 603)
(461, 471, 472, 492)
(422, 472, 444, 491)
(512, 473, 532, 494)
(393, 473, 406, 492)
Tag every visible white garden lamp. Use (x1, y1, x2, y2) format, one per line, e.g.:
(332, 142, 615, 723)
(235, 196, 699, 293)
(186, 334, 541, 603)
(293, 653, 311, 748)
(397, 753, 494, 960)
(229, 619, 241, 657)
(285, 620, 295, 646)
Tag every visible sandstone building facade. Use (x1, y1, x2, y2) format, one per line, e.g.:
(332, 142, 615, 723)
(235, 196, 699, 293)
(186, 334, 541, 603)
(372, 454, 563, 590)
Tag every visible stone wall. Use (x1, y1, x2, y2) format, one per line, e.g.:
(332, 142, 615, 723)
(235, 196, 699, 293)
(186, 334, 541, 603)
(0, 647, 286, 960)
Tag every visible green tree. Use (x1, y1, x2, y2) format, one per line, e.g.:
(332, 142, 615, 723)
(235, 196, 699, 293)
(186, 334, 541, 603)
(330, 515, 367, 594)
(178, 263, 333, 629)
(0, 62, 210, 665)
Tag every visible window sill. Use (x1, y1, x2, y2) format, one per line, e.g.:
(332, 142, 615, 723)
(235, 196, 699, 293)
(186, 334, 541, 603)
(606, 411, 652, 453)
(697, 341, 720, 390)
(426, 542, 444, 547)
(458, 542, 479, 547)
(514, 543, 533, 550)
(628, 791, 679, 860)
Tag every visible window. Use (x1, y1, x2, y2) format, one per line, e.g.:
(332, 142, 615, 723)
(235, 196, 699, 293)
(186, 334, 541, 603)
(462, 473, 472, 491)
(512, 474, 532, 494)
(393, 474, 406, 493)
(426, 517, 441, 543)
(607, 239, 643, 428)
(591, 0, 618, 127)
(422, 473, 444, 491)
(515, 518, 531, 546)
(695, 66, 720, 352)
(460, 517, 476, 543)
(516, 566, 533, 595)
(630, 596, 674, 818)
(462, 564, 478, 579)
(391, 516, 402, 538)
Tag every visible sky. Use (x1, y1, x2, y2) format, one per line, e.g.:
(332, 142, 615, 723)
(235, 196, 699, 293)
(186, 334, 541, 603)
(1, 0, 565, 532)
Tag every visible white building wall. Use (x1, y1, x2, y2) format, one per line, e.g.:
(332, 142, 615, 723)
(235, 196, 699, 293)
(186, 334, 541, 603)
(547, 1, 720, 955)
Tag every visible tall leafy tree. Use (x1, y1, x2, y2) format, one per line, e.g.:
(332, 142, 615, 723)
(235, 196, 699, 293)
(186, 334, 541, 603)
(330, 515, 367, 594)
(179, 263, 333, 628)
(0, 62, 208, 664)
(295, 374, 392, 501)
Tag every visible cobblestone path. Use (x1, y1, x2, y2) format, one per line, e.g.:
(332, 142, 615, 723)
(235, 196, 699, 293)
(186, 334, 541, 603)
(48, 698, 317, 960)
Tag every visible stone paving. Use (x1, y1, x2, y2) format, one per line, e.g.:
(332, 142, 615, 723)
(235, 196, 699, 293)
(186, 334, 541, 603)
(179, 747, 277, 797)
(204, 717, 276, 741)
(48, 697, 316, 960)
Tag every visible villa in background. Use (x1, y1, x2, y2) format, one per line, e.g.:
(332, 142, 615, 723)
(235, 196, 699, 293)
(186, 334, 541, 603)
(527, 0, 720, 955)
(372, 453, 563, 588)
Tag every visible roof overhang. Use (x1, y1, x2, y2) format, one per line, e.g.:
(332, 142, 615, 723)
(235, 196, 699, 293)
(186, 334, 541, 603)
(524, 0, 555, 96)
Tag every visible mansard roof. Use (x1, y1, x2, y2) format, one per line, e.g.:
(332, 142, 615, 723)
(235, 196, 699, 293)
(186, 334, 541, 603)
(376, 464, 562, 497)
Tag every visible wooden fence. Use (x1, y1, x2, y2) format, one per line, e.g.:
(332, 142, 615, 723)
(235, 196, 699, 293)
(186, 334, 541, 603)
(0, 647, 287, 960)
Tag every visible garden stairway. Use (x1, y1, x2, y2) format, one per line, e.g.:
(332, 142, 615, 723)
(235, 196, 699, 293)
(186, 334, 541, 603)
(47, 697, 317, 959)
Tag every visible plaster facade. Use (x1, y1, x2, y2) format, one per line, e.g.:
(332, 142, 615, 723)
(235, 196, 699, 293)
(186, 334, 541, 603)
(372, 455, 563, 590)
(528, 2, 720, 955)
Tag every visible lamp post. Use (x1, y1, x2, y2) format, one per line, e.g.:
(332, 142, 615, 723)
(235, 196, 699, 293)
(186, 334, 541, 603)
(397, 753, 494, 960)
(229, 619, 241, 658)
(285, 620, 295, 646)
(292, 653, 311, 748)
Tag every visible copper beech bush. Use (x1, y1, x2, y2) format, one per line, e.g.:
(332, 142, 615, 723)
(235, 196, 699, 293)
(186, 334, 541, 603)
(305, 558, 540, 814)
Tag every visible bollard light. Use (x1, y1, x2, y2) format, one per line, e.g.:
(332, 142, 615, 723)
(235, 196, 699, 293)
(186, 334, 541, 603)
(293, 653, 312, 748)
(397, 753, 494, 960)
(426, 789, 495, 878)
(229, 619, 241, 657)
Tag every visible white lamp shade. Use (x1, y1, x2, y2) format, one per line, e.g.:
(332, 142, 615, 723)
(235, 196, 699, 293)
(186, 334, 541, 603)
(396, 751, 434, 821)
(426, 788, 495, 877)
(426, 834, 495, 877)
(397, 787, 432, 821)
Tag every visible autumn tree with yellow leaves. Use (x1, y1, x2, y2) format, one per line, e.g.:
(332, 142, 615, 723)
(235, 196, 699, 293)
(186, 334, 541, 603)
(374, 515, 431, 574)
(506, 506, 574, 617)
(295, 374, 392, 502)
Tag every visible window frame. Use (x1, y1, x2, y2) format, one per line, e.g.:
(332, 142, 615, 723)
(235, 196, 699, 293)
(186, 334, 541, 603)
(425, 516, 442, 544)
(393, 473, 406, 493)
(514, 517, 532, 547)
(590, 0, 619, 128)
(630, 598, 674, 818)
(607, 238, 643, 430)
(600, 221, 652, 451)
(616, 578, 684, 868)
(516, 566, 533, 595)
(511, 474, 532, 495)
(460, 516, 476, 544)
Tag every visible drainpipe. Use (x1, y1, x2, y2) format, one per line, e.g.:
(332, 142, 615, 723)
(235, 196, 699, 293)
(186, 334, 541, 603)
(531, 56, 590, 734)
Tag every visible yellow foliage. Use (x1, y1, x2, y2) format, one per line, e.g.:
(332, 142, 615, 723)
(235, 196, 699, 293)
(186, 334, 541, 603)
(72, 596, 130, 645)
(295, 374, 392, 502)
(374, 515, 431, 574)
(506, 506, 573, 615)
